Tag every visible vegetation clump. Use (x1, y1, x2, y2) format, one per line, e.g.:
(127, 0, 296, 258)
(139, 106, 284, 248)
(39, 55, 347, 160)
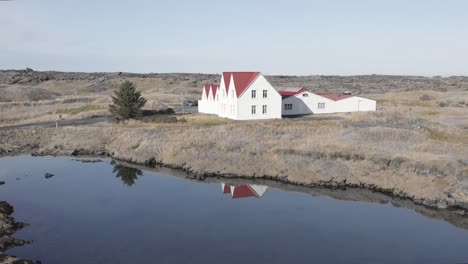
(109, 80, 147, 120)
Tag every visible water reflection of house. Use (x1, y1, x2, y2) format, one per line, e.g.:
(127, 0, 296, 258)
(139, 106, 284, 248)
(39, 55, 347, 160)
(221, 183, 268, 199)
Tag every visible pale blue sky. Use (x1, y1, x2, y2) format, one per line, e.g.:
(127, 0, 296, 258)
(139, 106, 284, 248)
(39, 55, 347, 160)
(1, 0, 467, 75)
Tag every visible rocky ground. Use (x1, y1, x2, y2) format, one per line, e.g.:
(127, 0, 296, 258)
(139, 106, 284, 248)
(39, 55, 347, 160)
(1, 69, 467, 100)
(0, 202, 36, 264)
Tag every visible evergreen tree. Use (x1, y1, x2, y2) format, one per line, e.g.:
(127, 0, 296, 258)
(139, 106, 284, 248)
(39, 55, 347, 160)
(109, 80, 147, 119)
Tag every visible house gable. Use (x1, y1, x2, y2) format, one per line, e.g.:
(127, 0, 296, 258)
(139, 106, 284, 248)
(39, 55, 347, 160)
(222, 72, 260, 98)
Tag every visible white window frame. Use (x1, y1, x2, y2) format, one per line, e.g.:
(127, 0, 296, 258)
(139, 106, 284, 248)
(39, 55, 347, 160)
(263, 90, 267, 98)
(318, 102, 326, 109)
(251, 105, 256, 115)
(252, 90, 256, 99)
(262, 105, 267, 114)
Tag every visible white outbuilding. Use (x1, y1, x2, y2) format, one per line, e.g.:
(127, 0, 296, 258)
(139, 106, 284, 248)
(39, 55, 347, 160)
(277, 87, 376, 116)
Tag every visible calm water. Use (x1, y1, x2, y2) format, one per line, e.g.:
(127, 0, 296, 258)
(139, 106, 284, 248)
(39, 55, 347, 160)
(1, 155, 468, 264)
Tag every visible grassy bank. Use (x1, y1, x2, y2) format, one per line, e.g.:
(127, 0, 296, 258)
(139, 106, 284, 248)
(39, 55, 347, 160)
(1, 107, 466, 212)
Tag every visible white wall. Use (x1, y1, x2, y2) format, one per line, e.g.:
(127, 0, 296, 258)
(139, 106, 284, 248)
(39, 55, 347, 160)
(217, 74, 237, 119)
(281, 92, 376, 115)
(331, 96, 376, 113)
(198, 85, 219, 115)
(198, 87, 209, 114)
(236, 74, 282, 120)
(282, 92, 335, 115)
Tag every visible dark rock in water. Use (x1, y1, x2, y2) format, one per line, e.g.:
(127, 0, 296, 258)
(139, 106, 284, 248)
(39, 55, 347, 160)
(44, 173, 54, 179)
(0, 181, 4, 186)
(71, 148, 91, 156)
(73, 158, 103, 163)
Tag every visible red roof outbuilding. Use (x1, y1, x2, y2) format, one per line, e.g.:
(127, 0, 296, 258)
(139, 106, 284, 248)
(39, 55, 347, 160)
(275, 87, 307, 97)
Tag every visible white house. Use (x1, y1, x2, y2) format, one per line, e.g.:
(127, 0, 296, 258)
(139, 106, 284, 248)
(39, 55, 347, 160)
(198, 72, 376, 119)
(278, 87, 376, 116)
(198, 72, 282, 120)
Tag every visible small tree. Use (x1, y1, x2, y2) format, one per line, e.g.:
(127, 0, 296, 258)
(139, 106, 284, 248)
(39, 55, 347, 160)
(109, 80, 147, 120)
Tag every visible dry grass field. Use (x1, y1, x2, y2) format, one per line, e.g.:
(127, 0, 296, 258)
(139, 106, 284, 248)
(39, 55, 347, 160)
(0, 69, 467, 211)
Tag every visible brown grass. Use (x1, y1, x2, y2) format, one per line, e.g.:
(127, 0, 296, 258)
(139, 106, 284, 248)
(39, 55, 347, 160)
(51, 104, 106, 115)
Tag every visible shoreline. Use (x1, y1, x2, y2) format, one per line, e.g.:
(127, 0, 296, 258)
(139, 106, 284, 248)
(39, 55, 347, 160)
(1, 124, 467, 213)
(3, 150, 468, 215)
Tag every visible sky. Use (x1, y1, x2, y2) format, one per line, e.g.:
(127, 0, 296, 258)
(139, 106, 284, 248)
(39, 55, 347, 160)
(1, 0, 467, 76)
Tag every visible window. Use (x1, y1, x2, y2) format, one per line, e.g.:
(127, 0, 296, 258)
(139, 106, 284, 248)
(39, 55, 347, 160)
(302, 93, 308, 97)
(285, 103, 293, 110)
(263, 90, 268, 98)
(251, 105, 256, 115)
(230, 105, 235, 114)
(318, 102, 326, 109)
(262, 105, 267, 114)
(251, 90, 256, 98)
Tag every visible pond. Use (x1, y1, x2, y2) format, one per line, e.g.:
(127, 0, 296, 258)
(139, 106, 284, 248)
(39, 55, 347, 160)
(1, 155, 468, 264)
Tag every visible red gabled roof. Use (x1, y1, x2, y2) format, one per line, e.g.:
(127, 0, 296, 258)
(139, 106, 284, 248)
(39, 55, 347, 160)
(204, 84, 211, 98)
(211, 84, 219, 98)
(231, 185, 259, 199)
(222, 73, 231, 93)
(222, 72, 260, 97)
(315, 93, 353, 101)
(276, 87, 307, 97)
(204, 84, 219, 98)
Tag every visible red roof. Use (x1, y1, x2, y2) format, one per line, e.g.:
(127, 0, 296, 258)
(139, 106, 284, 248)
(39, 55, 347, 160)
(315, 93, 353, 101)
(204, 84, 219, 99)
(276, 87, 307, 97)
(204, 85, 211, 98)
(222, 73, 231, 93)
(211, 84, 219, 98)
(222, 72, 260, 97)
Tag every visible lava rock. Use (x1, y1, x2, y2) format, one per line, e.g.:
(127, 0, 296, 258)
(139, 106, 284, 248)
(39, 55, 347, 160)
(44, 173, 54, 179)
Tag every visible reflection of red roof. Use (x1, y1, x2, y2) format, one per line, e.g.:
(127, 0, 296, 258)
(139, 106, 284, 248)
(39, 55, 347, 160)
(315, 93, 353, 101)
(231, 185, 259, 199)
(276, 87, 307, 97)
(222, 72, 260, 97)
(223, 184, 231, 194)
(221, 184, 268, 199)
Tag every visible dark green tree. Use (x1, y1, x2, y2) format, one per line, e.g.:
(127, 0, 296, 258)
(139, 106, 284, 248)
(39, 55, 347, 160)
(110, 160, 143, 186)
(108, 80, 147, 120)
